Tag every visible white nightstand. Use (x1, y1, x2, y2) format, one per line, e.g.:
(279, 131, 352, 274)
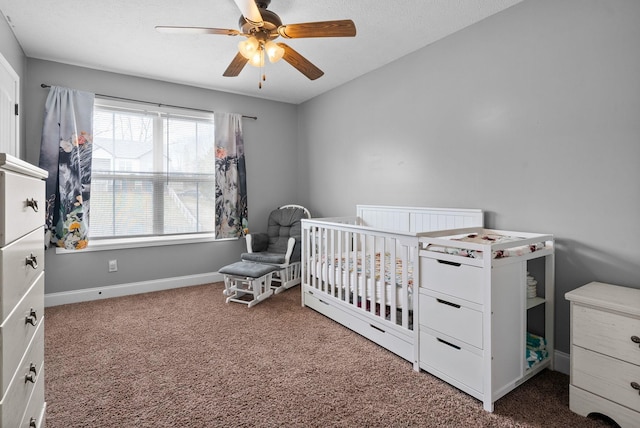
(565, 281, 640, 428)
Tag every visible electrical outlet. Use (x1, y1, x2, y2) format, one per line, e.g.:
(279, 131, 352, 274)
(108, 259, 118, 272)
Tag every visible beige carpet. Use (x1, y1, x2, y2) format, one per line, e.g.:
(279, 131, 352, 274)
(44, 282, 617, 427)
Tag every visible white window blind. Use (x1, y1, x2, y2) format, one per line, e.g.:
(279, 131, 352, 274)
(90, 99, 216, 239)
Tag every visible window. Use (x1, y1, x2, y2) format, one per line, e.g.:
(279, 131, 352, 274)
(90, 99, 216, 240)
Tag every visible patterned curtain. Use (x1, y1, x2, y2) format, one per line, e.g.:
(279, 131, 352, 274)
(39, 86, 94, 250)
(214, 112, 248, 238)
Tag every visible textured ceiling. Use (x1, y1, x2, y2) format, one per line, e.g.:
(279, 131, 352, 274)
(0, 0, 523, 104)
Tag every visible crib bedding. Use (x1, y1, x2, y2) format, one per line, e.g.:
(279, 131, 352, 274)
(424, 232, 546, 259)
(312, 251, 414, 308)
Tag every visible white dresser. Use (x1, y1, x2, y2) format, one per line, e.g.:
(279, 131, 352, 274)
(417, 228, 555, 412)
(566, 282, 640, 428)
(0, 154, 47, 428)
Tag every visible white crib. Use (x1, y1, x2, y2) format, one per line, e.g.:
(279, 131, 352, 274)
(301, 205, 484, 368)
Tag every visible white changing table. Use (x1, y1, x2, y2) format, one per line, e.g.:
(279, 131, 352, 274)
(417, 228, 555, 412)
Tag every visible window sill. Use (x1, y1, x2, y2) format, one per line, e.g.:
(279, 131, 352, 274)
(55, 233, 238, 254)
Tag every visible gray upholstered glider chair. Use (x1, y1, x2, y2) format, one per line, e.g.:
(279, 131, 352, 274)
(240, 204, 310, 293)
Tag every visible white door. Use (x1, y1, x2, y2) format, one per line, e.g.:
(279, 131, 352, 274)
(0, 52, 19, 157)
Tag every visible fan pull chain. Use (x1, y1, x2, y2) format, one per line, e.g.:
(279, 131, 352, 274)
(258, 48, 265, 89)
(258, 53, 266, 89)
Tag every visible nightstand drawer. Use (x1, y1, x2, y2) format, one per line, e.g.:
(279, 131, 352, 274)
(1, 227, 45, 320)
(419, 330, 483, 393)
(420, 257, 483, 304)
(572, 304, 640, 366)
(419, 292, 483, 349)
(572, 346, 640, 412)
(0, 171, 45, 247)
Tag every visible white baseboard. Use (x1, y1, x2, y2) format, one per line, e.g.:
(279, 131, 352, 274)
(554, 349, 570, 375)
(45, 272, 224, 307)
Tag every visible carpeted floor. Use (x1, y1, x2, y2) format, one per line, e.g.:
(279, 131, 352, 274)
(44, 282, 618, 427)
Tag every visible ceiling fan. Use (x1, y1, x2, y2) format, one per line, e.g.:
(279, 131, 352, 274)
(156, 0, 356, 86)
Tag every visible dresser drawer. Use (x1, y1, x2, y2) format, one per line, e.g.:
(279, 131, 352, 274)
(19, 360, 45, 428)
(0, 273, 44, 396)
(0, 319, 44, 428)
(420, 256, 483, 304)
(419, 330, 483, 393)
(419, 292, 483, 349)
(572, 345, 640, 413)
(572, 304, 640, 366)
(0, 170, 46, 247)
(1, 227, 44, 320)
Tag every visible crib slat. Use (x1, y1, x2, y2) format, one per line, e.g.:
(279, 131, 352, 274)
(401, 244, 409, 329)
(337, 230, 343, 301)
(379, 237, 387, 315)
(321, 227, 329, 294)
(329, 227, 335, 296)
(389, 239, 396, 325)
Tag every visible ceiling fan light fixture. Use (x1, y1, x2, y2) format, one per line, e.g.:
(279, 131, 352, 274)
(248, 48, 265, 67)
(238, 36, 259, 59)
(265, 40, 285, 63)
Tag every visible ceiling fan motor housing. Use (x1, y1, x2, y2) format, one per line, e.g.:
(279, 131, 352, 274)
(238, 3, 282, 40)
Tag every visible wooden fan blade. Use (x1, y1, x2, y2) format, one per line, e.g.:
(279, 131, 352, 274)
(155, 26, 241, 36)
(278, 43, 324, 80)
(233, 0, 264, 27)
(277, 20, 356, 39)
(223, 52, 249, 77)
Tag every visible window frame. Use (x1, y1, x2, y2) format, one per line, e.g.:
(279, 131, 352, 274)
(57, 98, 235, 254)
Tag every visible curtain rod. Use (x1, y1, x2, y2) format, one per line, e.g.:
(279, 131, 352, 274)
(40, 84, 257, 120)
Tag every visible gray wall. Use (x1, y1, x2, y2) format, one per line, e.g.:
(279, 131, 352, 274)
(297, 0, 640, 354)
(22, 59, 300, 294)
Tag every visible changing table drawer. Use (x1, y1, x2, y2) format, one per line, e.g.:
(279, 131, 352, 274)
(572, 345, 640, 413)
(420, 257, 483, 304)
(572, 304, 640, 366)
(419, 330, 483, 393)
(1, 227, 45, 320)
(0, 170, 45, 247)
(419, 292, 483, 349)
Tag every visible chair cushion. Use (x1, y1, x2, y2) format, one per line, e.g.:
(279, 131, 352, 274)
(219, 261, 279, 278)
(241, 252, 287, 265)
(265, 207, 307, 254)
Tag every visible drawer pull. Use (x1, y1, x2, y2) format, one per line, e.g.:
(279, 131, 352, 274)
(632, 381, 640, 394)
(370, 324, 386, 333)
(25, 308, 38, 326)
(632, 336, 640, 347)
(437, 337, 461, 350)
(25, 363, 37, 383)
(436, 298, 461, 309)
(26, 253, 38, 269)
(26, 198, 39, 212)
(437, 259, 461, 267)
(29, 417, 37, 428)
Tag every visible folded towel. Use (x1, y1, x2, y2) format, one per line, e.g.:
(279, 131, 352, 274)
(526, 347, 549, 369)
(527, 332, 547, 351)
